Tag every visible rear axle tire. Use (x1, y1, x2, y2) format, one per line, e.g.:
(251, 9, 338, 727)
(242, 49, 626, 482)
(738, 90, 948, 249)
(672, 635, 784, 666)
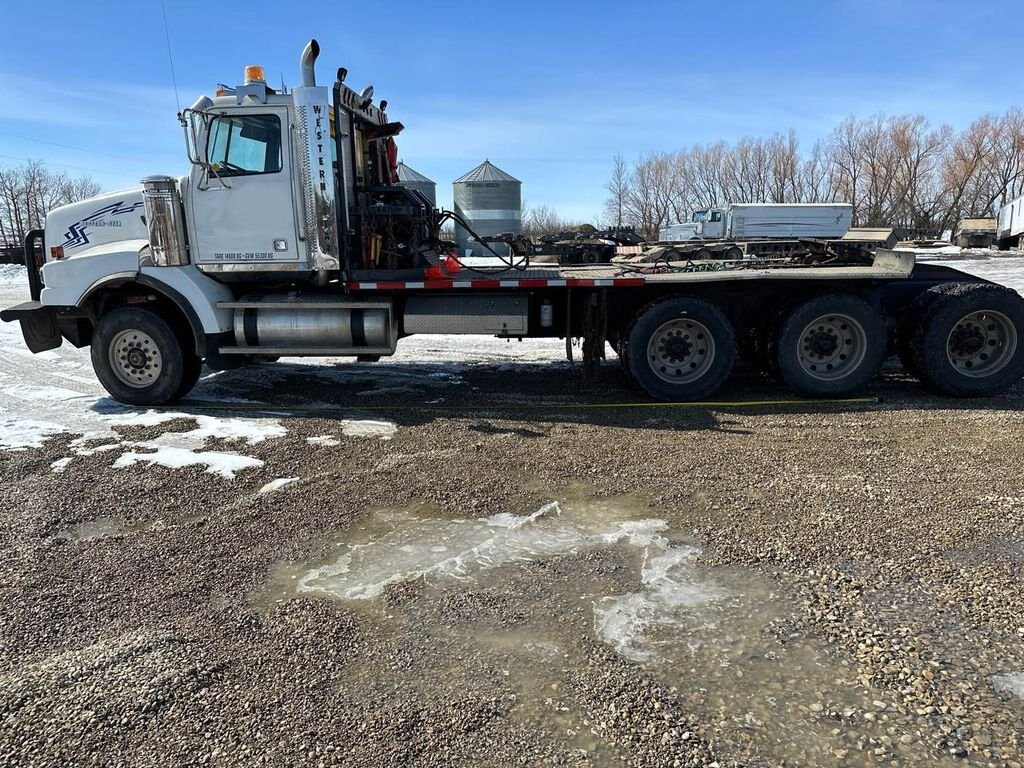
(773, 293, 886, 397)
(907, 283, 1024, 397)
(91, 307, 189, 406)
(626, 296, 736, 401)
(896, 287, 950, 381)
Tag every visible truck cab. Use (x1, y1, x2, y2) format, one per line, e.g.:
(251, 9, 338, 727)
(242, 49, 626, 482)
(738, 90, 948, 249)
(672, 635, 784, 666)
(659, 209, 725, 241)
(690, 209, 726, 239)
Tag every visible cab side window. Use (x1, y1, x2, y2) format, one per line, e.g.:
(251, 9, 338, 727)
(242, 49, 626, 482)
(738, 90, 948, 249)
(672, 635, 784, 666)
(710, 211, 723, 223)
(207, 114, 282, 176)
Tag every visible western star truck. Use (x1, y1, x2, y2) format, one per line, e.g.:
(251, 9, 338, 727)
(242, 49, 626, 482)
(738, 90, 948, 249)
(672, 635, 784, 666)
(3, 42, 1024, 405)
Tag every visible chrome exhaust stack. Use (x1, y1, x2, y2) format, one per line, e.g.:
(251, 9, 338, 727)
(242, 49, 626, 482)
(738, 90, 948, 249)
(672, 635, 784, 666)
(294, 39, 339, 285)
(300, 39, 319, 87)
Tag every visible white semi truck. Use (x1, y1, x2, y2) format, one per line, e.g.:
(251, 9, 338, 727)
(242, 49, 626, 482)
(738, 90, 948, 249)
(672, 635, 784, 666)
(3, 41, 1024, 405)
(660, 203, 854, 243)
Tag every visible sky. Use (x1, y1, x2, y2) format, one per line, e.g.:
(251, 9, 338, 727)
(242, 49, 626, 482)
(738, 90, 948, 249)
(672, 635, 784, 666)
(2, 0, 1023, 222)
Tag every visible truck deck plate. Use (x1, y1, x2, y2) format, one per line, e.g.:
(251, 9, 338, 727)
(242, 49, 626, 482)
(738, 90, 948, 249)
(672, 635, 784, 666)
(347, 253, 915, 292)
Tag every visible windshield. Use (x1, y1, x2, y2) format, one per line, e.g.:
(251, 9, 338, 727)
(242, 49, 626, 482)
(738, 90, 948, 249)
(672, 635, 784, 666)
(692, 210, 708, 222)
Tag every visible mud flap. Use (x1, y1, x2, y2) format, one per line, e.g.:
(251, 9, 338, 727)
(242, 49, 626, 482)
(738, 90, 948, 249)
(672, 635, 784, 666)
(0, 301, 63, 353)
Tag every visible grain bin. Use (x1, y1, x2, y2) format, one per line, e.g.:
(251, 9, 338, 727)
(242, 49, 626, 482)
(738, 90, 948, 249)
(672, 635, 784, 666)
(453, 160, 521, 257)
(396, 161, 436, 206)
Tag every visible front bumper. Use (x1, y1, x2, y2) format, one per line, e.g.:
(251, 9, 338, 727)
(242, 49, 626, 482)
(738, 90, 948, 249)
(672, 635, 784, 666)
(0, 301, 62, 353)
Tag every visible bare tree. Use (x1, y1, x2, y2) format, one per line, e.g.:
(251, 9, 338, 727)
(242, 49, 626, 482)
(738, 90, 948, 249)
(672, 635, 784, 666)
(603, 153, 630, 227)
(0, 160, 100, 247)
(604, 106, 1024, 240)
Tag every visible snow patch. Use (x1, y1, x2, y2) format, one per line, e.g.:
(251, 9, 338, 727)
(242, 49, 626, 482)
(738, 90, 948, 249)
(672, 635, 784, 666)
(0, 412, 70, 450)
(113, 445, 263, 479)
(0, 264, 27, 287)
(307, 435, 341, 447)
(50, 457, 72, 473)
(178, 415, 286, 444)
(339, 419, 397, 440)
(259, 477, 299, 494)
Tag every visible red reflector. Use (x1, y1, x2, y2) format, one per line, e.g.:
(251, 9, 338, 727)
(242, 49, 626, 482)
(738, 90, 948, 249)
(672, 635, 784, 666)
(126, 295, 148, 304)
(50, 246, 64, 260)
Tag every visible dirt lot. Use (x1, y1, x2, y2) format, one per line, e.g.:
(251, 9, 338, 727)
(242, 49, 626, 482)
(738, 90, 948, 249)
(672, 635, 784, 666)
(2, 347, 1024, 767)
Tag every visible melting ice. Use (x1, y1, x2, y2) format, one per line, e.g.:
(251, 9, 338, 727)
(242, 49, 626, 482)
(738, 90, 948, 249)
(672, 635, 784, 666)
(296, 500, 727, 660)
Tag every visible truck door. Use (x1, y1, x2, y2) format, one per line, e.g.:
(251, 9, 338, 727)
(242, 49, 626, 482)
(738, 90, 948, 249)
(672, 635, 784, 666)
(189, 108, 302, 272)
(705, 209, 725, 239)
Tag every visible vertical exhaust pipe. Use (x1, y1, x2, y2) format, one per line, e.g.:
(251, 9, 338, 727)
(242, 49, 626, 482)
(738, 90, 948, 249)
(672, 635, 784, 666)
(300, 39, 319, 87)
(294, 38, 339, 285)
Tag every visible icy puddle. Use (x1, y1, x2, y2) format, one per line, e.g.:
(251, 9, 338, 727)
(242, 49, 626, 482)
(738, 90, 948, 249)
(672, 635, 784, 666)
(55, 517, 148, 541)
(265, 497, 944, 766)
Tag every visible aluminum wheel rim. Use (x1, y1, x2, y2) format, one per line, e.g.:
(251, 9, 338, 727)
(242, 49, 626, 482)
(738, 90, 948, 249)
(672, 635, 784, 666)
(647, 318, 716, 384)
(797, 313, 867, 381)
(108, 329, 162, 388)
(946, 310, 1017, 378)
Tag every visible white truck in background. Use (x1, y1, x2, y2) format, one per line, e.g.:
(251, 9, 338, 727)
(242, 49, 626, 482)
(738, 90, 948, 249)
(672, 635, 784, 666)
(660, 203, 853, 242)
(643, 203, 863, 261)
(655, 202, 856, 260)
(997, 195, 1024, 250)
(659, 202, 851, 241)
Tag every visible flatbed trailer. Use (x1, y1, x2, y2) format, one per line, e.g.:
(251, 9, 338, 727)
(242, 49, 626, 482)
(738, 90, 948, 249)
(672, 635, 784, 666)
(615, 235, 880, 263)
(4, 40, 1024, 405)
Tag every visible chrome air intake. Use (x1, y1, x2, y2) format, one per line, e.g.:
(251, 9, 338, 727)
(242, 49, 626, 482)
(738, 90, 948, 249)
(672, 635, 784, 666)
(141, 176, 189, 267)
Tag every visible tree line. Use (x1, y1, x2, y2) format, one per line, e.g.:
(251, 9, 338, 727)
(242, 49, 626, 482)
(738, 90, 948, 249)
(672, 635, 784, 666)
(0, 161, 100, 248)
(602, 110, 1024, 240)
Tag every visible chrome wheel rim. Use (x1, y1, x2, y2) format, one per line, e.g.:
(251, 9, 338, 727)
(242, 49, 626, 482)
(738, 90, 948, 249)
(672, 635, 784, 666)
(797, 313, 867, 381)
(647, 318, 716, 384)
(946, 310, 1017, 378)
(109, 329, 162, 388)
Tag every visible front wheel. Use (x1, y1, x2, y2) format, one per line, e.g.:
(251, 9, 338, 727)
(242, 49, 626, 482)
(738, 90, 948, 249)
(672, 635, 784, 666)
(626, 297, 736, 401)
(91, 307, 190, 406)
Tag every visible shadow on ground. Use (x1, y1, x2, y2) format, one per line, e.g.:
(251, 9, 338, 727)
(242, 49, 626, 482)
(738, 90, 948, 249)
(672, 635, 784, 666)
(87, 355, 1024, 436)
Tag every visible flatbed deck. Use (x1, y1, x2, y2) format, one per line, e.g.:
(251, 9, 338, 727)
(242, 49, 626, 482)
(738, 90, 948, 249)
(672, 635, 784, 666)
(348, 251, 916, 291)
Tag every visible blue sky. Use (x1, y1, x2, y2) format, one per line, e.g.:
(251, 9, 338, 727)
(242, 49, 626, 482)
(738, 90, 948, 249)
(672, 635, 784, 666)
(2, 0, 1021, 221)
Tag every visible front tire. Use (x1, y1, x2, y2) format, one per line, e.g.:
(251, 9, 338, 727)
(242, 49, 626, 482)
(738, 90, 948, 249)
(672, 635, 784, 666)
(626, 297, 736, 401)
(91, 307, 188, 406)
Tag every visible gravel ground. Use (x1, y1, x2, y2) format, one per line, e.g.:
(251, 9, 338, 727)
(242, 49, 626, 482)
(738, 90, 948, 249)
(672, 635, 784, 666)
(2, 353, 1024, 767)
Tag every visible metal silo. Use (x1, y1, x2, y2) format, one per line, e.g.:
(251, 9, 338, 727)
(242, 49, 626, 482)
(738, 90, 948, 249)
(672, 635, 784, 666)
(396, 161, 436, 206)
(453, 160, 521, 257)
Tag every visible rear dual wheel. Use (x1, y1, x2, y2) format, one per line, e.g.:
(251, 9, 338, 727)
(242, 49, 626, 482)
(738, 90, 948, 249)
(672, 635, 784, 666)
(772, 294, 887, 397)
(902, 283, 1024, 397)
(626, 297, 736, 401)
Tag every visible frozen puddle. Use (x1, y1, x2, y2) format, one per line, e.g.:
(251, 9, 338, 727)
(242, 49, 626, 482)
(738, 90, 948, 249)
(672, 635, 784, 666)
(595, 544, 727, 662)
(295, 500, 726, 661)
(55, 517, 150, 541)
(992, 671, 1024, 699)
(272, 498, 914, 766)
